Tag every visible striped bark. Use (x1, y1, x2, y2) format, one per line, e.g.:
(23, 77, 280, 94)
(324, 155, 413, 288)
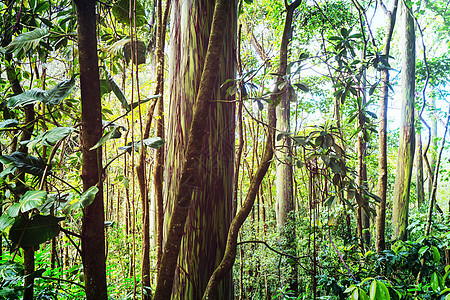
(163, 0, 236, 298)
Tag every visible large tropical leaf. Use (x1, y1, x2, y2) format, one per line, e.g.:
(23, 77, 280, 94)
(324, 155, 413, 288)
(123, 40, 146, 65)
(2, 28, 49, 54)
(7, 191, 48, 217)
(0, 214, 15, 232)
(9, 215, 64, 248)
(0, 261, 23, 280)
(23, 127, 74, 149)
(112, 0, 146, 27)
(63, 186, 98, 214)
(90, 126, 124, 150)
(100, 69, 130, 111)
(0, 152, 47, 177)
(7, 77, 76, 108)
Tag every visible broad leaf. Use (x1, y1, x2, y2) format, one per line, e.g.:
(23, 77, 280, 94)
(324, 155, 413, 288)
(0, 214, 14, 231)
(124, 40, 146, 65)
(7, 191, 47, 217)
(90, 126, 124, 150)
(100, 69, 130, 111)
(119, 137, 165, 153)
(3, 28, 49, 54)
(369, 280, 390, 300)
(24, 127, 74, 148)
(8, 77, 76, 108)
(0, 152, 47, 176)
(142, 137, 165, 149)
(63, 186, 98, 214)
(9, 215, 64, 248)
(0, 119, 19, 129)
(0, 261, 23, 280)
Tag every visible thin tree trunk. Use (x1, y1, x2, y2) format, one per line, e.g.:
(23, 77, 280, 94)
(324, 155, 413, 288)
(392, 0, 415, 242)
(416, 131, 425, 208)
(275, 0, 298, 294)
(375, 0, 398, 252)
(74, 0, 107, 298)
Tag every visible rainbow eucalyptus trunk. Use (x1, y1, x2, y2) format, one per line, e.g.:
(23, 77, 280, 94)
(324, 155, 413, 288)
(163, 0, 236, 298)
(74, 0, 108, 298)
(392, 0, 415, 242)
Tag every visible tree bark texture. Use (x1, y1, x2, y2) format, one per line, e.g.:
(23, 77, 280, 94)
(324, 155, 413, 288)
(153, 0, 234, 298)
(74, 0, 108, 298)
(392, 0, 415, 242)
(163, 1, 236, 298)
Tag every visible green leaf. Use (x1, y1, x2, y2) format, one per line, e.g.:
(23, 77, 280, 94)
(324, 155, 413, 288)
(8, 77, 76, 108)
(0, 214, 15, 232)
(432, 246, 440, 263)
(294, 82, 310, 92)
(0, 119, 19, 129)
(80, 186, 99, 208)
(142, 137, 165, 149)
(90, 127, 124, 150)
(24, 127, 74, 148)
(63, 186, 98, 214)
(100, 69, 130, 111)
(7, 191, 47, 217)
(123, 40, 147, 65)
(431, 272, 442, 292)
(119, 137, 165, 153)
(112, 0, 147, 27)
(0, 152, 47, 177)
(359, 288, 369, 300)
(9, 215, 64, 248)
(0, 261, 23, 280)
(3, 28, 49, 54)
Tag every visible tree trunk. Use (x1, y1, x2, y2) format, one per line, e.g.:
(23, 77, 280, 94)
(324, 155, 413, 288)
(274, 2, 298, 294)
(375, 0, 398, 253)
(162, 1, 236, 298)
(428, 98, 438, 195)
(392, 0, 415, 242)
(74, 0, 108, 298)
(153, 0, 234, 298)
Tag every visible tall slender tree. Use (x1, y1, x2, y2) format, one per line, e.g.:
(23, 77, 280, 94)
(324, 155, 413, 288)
(74, 0, 108, 298)
(274, 0, 301, 293)
(375, 0, 398, 252)
(392, 0, 415, 242)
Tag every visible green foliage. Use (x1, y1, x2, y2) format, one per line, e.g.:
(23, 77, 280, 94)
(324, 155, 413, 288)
(1, 28, 49, 55)
(0, 152, 48, 177)
(7, 77, 76, 108)
(9, 215, 64, 248)
(112, 0, 147, 27)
